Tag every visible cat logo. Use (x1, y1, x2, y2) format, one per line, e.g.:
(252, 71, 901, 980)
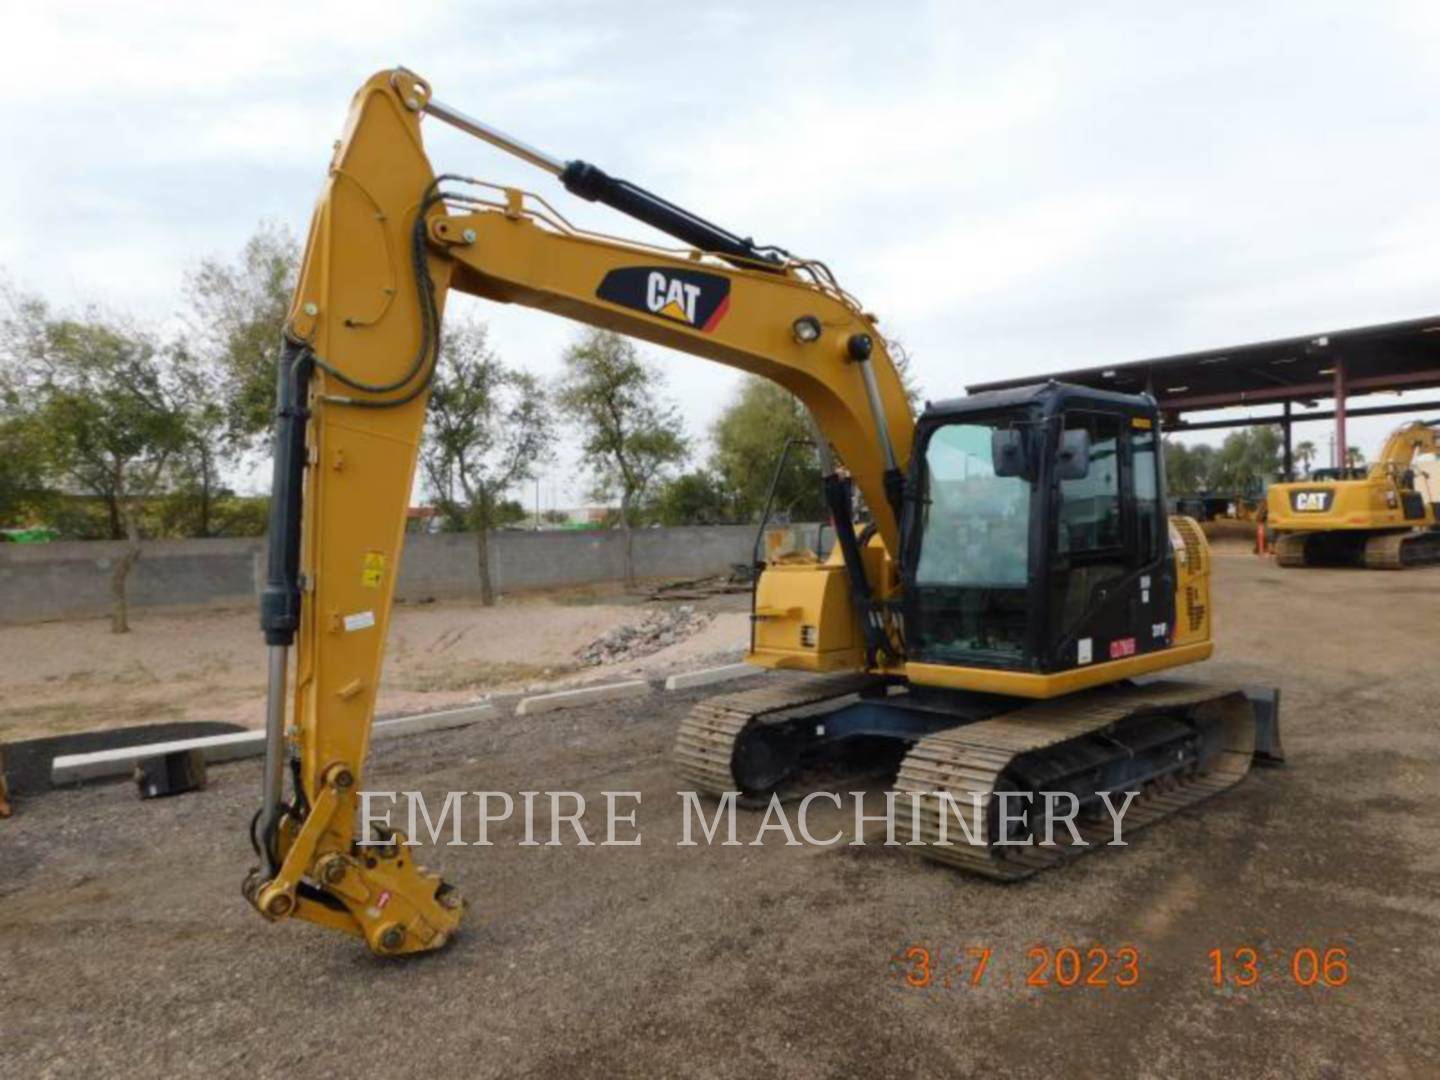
(596, 266, 731, 333)
(1291, 490, 1333, 512)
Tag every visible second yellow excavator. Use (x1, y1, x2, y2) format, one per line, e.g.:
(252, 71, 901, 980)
(243, 68, 1283, 956)
(1268, 420, 1440, 568)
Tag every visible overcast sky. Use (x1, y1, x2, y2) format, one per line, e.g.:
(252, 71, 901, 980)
(6, 1, 1440, 506)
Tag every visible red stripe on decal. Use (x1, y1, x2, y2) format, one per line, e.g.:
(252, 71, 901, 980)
(701, 294, 730, 333)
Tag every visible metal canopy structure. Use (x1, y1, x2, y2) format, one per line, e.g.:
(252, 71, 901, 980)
(966, 313, 1440, 478)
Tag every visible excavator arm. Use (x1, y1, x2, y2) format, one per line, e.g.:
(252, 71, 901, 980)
(244, 68, 913, 954)
(1370, 420, 1440, 477)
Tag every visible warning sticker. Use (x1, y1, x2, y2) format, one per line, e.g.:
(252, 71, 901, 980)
(362, 551, 386, 588)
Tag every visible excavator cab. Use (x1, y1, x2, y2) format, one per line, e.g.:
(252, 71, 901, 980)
(901, 383, 1197, 693)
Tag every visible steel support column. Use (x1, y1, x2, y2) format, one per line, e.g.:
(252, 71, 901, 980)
(1281, 400, 1293, 480)
(1334, 358, 1348, 472)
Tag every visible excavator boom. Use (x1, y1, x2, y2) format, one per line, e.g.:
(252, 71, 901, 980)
(245, 68, 912, 953)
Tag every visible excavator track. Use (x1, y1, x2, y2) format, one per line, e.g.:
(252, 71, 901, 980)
(673, 671, 885, 795)
(1273, 532, 1311, 567)
(892, 680, 1256, 880)
(1275, 529, 1440, 568)
(1361, 529, 1440, 569)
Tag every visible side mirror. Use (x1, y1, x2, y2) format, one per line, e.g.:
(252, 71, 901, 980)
(992, 429, 1029, 478)
(1057, 429, 1091, 480)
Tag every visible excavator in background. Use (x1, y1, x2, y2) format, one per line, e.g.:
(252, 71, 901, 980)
(244, 68, 1283, 956)
(1268, 420, 1440, 568)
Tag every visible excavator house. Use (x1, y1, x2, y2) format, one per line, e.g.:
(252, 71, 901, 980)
(244, 69, 1284, 955)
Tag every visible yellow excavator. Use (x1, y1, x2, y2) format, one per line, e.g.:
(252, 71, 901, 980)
(1267, 420, 1440, 568)
(244, 68, 1283, 955)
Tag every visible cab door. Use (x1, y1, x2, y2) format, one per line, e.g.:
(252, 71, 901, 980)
(1046, 410, 1174, 671)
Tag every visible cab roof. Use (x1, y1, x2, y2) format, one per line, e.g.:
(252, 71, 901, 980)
(921, 380, 1158, 423)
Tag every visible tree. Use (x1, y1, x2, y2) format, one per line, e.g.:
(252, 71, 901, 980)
(710, 376, 824, 522)
(651, 469, 732, 525)
(421, 320, 554, 604)
(171, 223, 299, 538)
(557, 329, 688, 586)
(162, 341, 234, 537)
(1163, 439, 1216, 495)
(1345, 445, 1367, 472)
(1208, 426, 1282, 495)
(1294, 440, 1317, 477)
(0, 283, 50, 526)
(184, 221, 300, 447)
(0, 412, 46, 527)
(492, 498, 527, 527)
(32, 312, 190, 631)
(882, 334, 926, 411)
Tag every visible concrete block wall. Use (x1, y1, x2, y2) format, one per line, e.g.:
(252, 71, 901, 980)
(0, 524, 819, 624)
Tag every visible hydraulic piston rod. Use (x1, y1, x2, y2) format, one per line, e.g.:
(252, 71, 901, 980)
(423, 97, 783, 270)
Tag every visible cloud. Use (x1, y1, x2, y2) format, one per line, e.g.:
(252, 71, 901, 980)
(6, 1, 1440, 506)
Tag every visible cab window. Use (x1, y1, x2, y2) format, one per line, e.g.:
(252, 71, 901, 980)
(1057, 413, 1122, 556)
(1132, 426, 1161, 562)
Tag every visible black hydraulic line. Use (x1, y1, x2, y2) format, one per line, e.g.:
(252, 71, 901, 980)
(259, 339, 313, 647)
(559, 160, 785, 272)
(823, 472, 888, 666)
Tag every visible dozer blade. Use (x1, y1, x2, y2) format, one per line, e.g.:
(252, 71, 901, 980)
(892, 681, 1258, 880)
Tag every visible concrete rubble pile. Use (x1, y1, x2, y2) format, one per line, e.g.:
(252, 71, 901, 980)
(575, 605, 714, 666)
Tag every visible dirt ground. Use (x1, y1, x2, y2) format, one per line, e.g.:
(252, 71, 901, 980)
(2, 551, 1439, 1078)
(0, 586, 751, 741)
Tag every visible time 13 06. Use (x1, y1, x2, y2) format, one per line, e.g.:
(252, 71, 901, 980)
(1208, 946, 1350, 988)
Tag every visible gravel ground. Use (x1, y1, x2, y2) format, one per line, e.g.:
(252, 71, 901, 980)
(2, 552, 1438, 1078)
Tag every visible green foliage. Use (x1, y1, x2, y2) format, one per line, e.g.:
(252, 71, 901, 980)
(421, 318, 555, 602)
(1165, 428, 1282, 496)
(492, 498, 527, 527)
(0, 412, 47, 527)
(557, 329, 688, 518)
(1163, 440, 1215, 495)
(153, 490, 270, 538)
(1209, 426, 1282, 495)
(1294, 440, 1318, 475)
(421, 319, 555, 531)
(650, 470, 733, 525)
(33, 314, 192, 538)
(183, 221, 299, 445)
(709, 376, 823, 522)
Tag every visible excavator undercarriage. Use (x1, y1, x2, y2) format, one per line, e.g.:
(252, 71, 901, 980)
(1273, 527, 1440, 569)
(675, 671, 1282, 878)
